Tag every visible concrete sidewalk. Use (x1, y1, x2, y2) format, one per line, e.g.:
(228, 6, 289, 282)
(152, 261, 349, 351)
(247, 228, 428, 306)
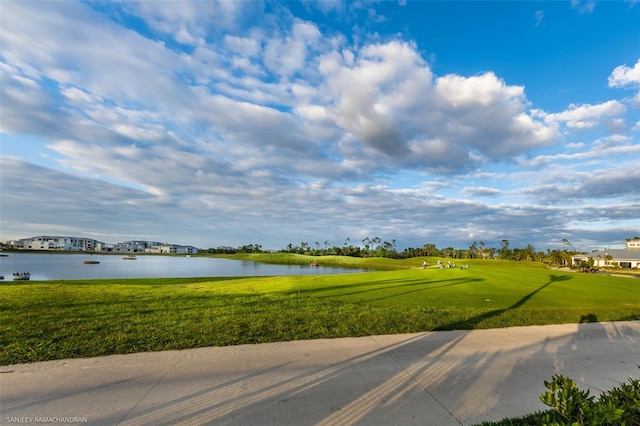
(1, 321, 639, 425)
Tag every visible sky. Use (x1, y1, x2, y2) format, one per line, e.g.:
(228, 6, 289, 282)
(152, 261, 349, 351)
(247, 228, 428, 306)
(1, 0, 639, 252)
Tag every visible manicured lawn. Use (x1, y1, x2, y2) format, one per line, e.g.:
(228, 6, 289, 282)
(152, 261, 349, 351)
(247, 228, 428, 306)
(1, 258, 638, 365)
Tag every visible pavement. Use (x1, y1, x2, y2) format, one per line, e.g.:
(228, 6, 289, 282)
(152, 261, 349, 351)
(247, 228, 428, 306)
(1, 321, 639, 426)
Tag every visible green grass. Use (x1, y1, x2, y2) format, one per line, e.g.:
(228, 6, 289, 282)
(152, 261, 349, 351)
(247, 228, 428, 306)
(1, 257, 639, 365)
(208, 252, 417, 270)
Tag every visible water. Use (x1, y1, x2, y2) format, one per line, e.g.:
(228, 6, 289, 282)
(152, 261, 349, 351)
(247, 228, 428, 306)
(0, 253, 371, 281)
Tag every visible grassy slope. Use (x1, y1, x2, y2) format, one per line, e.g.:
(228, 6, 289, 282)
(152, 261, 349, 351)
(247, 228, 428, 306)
(209, 252, 416, 269)
(1, 256, 639, 365)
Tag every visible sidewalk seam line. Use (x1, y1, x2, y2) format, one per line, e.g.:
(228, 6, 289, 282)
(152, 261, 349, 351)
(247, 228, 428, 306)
(371, 336, 464, 426)
(116, 349, 191, 425)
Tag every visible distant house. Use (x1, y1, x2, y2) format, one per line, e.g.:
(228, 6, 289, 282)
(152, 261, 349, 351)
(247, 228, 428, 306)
(572, 239, 640, 269)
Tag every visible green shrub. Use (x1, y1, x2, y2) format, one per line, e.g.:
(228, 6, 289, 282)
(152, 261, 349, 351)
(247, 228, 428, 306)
(597, 377, 640, 426)
(476, 371, 640, 426)
(540, 371, 640, 426)
(475, 410, 563, 426)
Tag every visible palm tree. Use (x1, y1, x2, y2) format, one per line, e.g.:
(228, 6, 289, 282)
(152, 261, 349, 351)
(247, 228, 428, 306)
(478, 240, 486, 259)
(561, 239, 571, 251)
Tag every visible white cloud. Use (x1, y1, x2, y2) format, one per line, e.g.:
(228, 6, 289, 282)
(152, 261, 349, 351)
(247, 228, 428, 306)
(60, 87, 101, 105)
(123, 1, 250, 46)
(1, 2, 188, 110)
(0, 1, 563, 193)
(538, 100, 626, 129)
(295, 105, 331, 122)
(224, 35, 261, 56)
(571, 0, 596, 14)
(522, 165, 640, 203)
(608, 59, 640, 88)
(520, 138, 640, 167)
(565, 142, 585, 149)
(435, 72, 524, 107)
(263, 20, 322, 78)
(1, 1, 637, 251)
(609, 59, 640, 106)
(317, 42, 556, 171)
(462, 187, 503, 197)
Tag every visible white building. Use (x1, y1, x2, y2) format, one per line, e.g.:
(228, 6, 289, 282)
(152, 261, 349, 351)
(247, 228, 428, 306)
(145, 244, 198, 254)
(572, 239, 640, 269)
(10, 236, 199, 254)
(14, 236, 102, 251)
(96, 240, 164, 253)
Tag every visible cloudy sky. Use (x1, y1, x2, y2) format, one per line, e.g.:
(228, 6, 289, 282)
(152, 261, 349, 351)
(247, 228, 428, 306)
(1, 1, 639, 252)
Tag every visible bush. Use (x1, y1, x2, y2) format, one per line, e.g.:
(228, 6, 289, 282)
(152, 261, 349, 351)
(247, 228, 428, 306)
(476, 370, 640, 426)
(540, 371, 640, 426)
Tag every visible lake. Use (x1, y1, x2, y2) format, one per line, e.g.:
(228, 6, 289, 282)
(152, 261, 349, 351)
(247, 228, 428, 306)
(0, 253, 372, 281)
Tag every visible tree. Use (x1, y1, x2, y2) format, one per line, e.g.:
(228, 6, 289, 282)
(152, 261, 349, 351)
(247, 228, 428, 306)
(523, 244, 536, 261)
(362, 237, 371, 255)
(372, 237, 382, 250)
(561, 239, 571, 251)
(498, 239, 512, 260)
(484, 247, 496, 259)
(545, 249, 569, 266)
(468, 241, 478, 259)
(237, 243, 262, 253)
(382, 240, 396, 253)
(422, 243, 438, 256)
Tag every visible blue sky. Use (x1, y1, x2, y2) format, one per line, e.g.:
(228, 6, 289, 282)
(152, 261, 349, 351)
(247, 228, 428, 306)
(1, 0, 639, 252)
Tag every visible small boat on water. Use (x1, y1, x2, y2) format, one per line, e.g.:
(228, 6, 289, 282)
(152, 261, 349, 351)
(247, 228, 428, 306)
(83, 260, 100, 264)
(13, 272, 30, 281)
(123, 256, 137, 260)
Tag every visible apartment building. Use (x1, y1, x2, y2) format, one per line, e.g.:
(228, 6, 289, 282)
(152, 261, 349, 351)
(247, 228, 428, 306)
(144, 244, 199, 254)
(11, 236, 102, 251)
(96, 240, 165, 253)
(9, 236, 198, 254)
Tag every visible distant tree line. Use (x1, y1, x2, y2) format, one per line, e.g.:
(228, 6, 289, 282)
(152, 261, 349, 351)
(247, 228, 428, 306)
(204, 243, 264, 254)
(388, 239, 576, 266)
(280, 237, 399, 258)
(204, 237, 581, 266)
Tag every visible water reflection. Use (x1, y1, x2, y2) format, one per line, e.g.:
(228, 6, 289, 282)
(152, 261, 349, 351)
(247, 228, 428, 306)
(0, 253, 371, 281)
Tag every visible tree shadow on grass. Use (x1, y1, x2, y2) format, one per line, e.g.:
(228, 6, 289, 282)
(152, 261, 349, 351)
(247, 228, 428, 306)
(308, 276, 484, 302)
(352, 277, 486, 304)
(434, 274, 573, 331)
